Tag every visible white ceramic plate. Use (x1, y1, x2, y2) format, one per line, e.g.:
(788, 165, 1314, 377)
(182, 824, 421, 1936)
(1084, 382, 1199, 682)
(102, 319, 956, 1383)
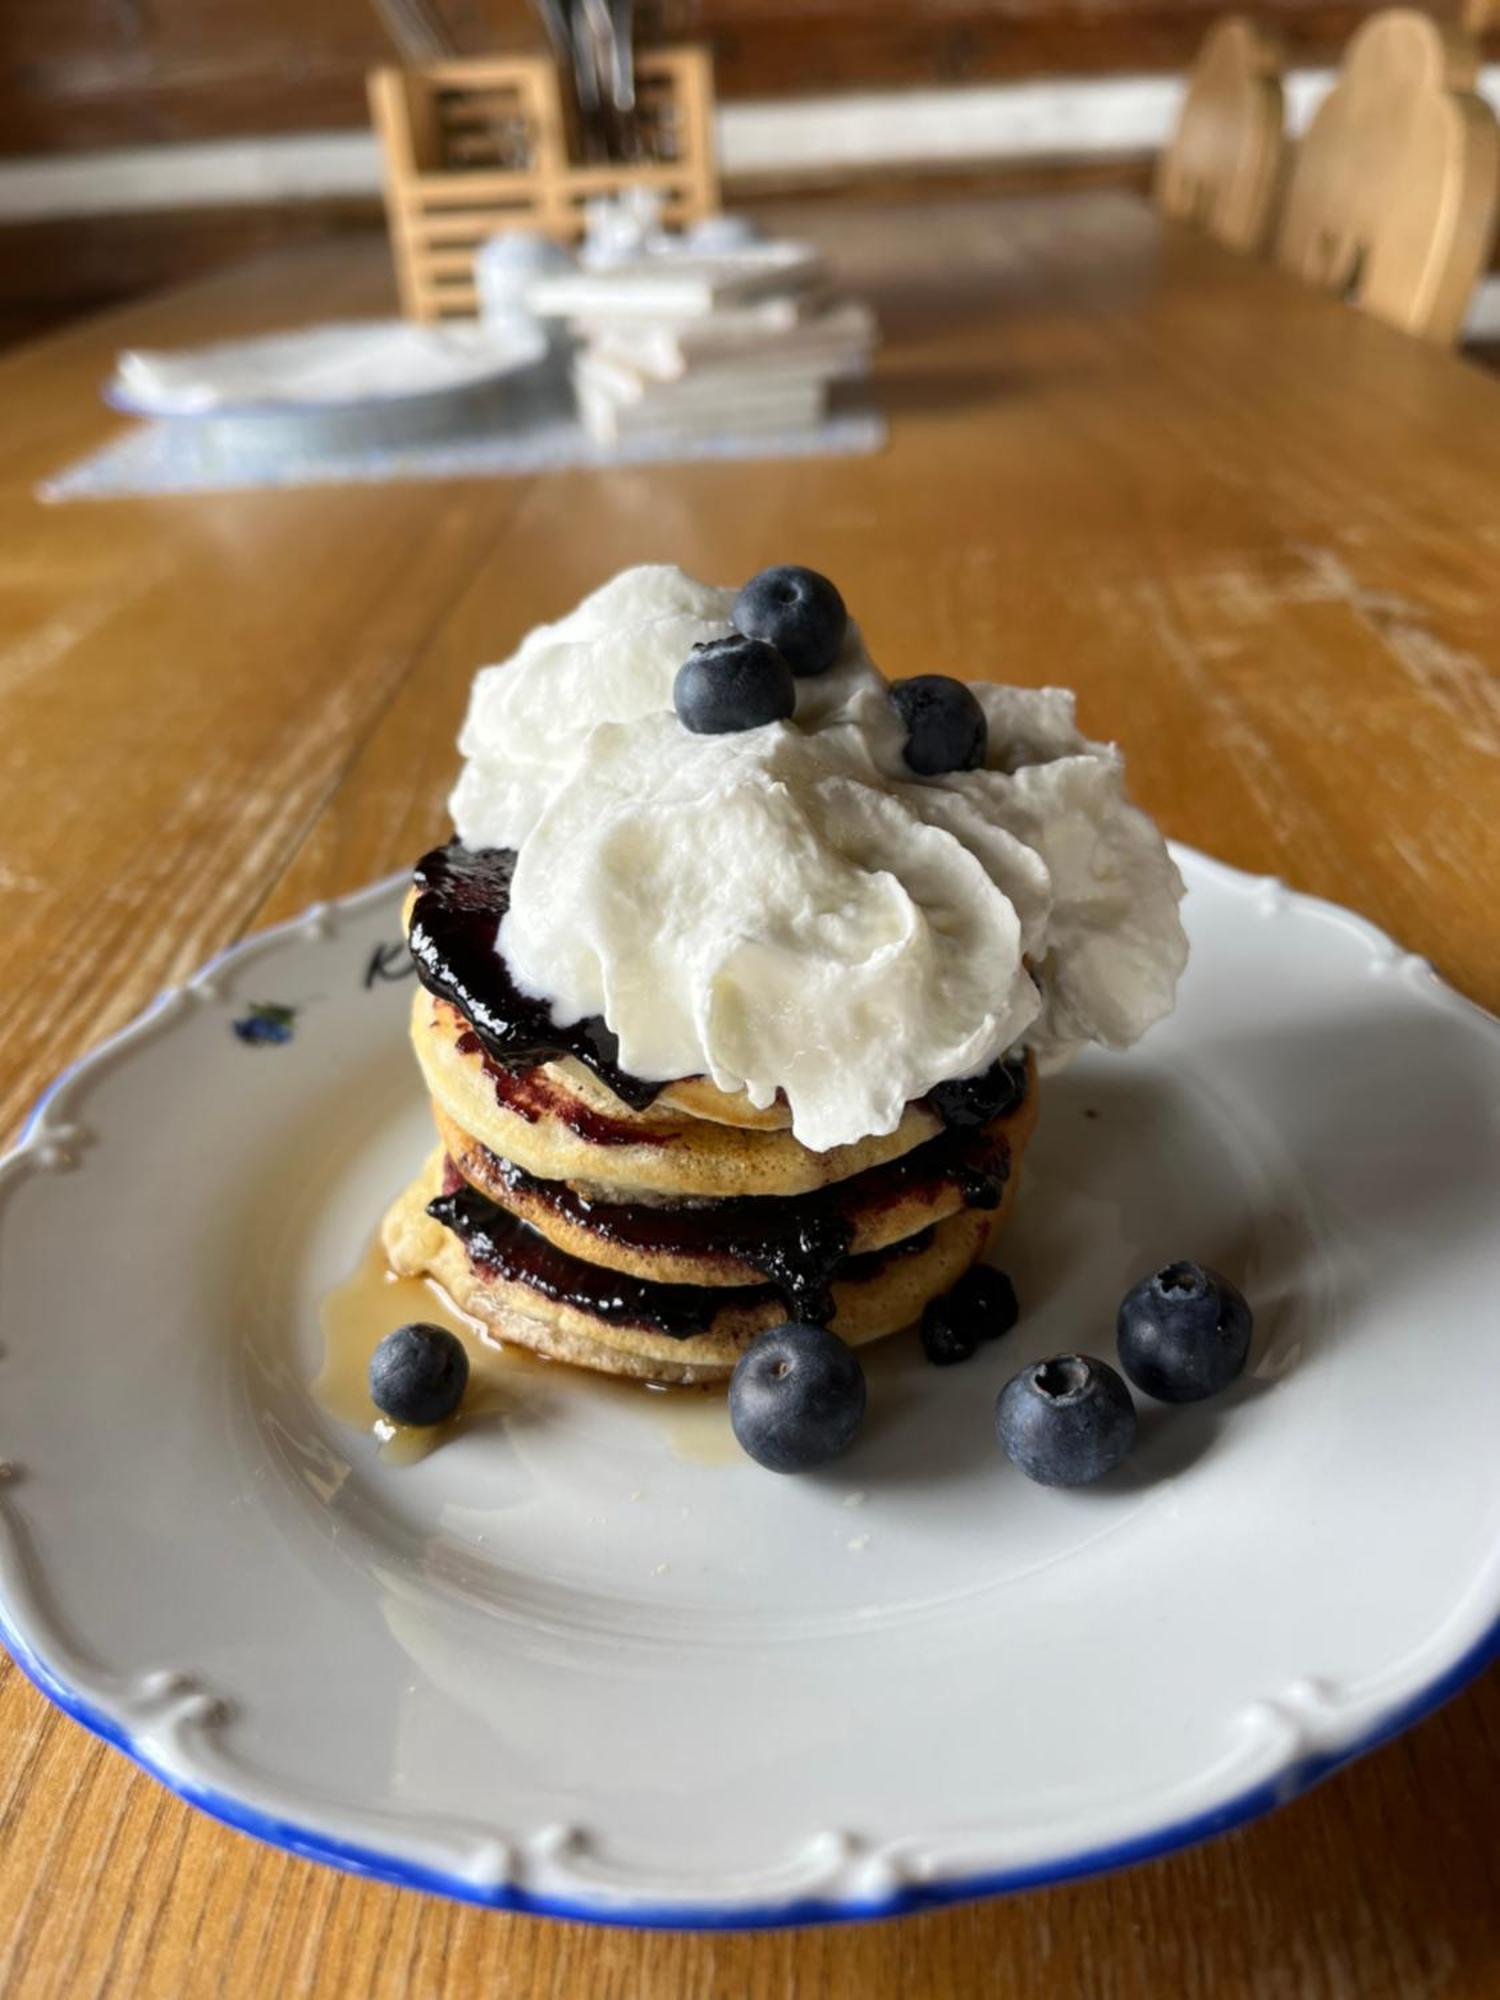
(2, 848, 1499, 1927)
(103, 322, 554, 470)
(107, 322, 550, 418)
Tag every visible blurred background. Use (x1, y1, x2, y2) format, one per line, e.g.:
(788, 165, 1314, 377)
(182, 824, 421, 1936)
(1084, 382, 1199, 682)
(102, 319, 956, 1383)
(4, 0, 1496, 351)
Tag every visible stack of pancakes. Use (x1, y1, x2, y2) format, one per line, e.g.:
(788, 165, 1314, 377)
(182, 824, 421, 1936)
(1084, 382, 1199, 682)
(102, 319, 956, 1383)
(383, 842, 1038, 1385)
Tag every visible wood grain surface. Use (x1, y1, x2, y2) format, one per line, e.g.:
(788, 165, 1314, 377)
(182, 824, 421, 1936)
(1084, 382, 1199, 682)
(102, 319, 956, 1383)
(2, 193, 1500, 1998)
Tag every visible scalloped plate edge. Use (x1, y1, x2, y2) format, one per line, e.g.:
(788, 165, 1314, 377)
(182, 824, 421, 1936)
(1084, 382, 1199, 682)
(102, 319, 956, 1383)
(2, 846, 1499, 1928)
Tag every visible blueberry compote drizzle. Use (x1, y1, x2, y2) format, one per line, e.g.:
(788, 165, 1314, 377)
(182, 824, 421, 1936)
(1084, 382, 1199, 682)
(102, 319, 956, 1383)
(409, 841, 664, 1110)
(473, 1125, 1013, 1328)
(926, 1054, 1030, 1129)
(428, 1178, 936, 1340)
(411, 837, 1030, 1134)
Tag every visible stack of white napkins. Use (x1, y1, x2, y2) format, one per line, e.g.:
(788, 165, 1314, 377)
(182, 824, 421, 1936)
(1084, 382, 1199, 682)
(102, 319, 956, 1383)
(526, 242, 877, 445)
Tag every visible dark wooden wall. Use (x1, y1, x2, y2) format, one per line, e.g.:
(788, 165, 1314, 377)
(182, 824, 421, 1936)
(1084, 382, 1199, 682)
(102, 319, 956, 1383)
(664, 0, 1397, 92)
(0, 0, 1486, 344)
(3, 0, 1421, 158)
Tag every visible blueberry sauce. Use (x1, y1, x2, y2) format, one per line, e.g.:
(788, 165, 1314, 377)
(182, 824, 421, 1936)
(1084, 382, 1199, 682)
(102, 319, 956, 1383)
(454, 1125, 1012, 1326)
(926, 1054, 1030, 1129)
(410, 842, 663, 1110)
(410, 839, 1031, 1131)
(454, 1025, 671, 1148)
(428, 1174, 936, 1339)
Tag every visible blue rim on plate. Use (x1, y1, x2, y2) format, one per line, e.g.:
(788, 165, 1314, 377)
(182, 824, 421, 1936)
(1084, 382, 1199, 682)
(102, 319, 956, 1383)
(2, 1581, 1497, 1929)
(2, 852, 1499, 1929)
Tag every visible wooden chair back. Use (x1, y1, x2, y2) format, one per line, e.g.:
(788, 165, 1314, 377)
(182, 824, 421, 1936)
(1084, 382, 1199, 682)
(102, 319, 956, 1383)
(1156, 17, 1286, 253)
(1275, 9, 1500, 343)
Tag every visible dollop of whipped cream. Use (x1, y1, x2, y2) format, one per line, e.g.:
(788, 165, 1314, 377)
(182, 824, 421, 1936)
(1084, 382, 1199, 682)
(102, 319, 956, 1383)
(450, 565, 1187, 1153)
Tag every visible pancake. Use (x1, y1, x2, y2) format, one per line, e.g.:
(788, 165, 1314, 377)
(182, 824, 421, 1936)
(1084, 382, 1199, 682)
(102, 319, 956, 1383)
(653, 1073, 792, 1131)
(431, 1086, 1036, 1308)
(403, 867, 792, 1132)
(403, 844, 1035, 1152)
(383, 1153, 1000, 1385)
(483, 1043, 793, 1136)
(393, 838, 1038, 1382)
(411, 992, 948, 1198)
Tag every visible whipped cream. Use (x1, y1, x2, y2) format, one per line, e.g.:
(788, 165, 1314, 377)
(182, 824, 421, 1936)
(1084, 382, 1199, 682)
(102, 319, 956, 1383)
(450, 564, 1188, 1152)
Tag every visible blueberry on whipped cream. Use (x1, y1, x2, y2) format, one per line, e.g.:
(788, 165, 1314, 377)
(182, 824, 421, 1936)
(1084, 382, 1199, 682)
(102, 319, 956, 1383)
(732, 565, 848, 678)
(674, 633, 796, 735)
(448, 563, 1187, 1155)
(889, 674, 989, 777)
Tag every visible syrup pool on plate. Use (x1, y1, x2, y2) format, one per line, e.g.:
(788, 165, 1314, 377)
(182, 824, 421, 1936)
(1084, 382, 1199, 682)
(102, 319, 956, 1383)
(314, 1237, 510, 1464)
(314, 1236, 737, 1466)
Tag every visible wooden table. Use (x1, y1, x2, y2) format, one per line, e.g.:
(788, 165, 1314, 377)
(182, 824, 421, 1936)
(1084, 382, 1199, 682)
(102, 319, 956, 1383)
(2, 190, 1499, 1999)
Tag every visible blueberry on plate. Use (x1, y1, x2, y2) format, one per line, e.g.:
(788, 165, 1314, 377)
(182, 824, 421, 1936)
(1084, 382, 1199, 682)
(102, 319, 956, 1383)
(889, 675, 988, 777)
(1116, 1261, 1252, 1403)
(729, 1322, 867, 1473)
(732, 565, 847, 678)
(674, 634, 796, 735)
(995, 1354, 1136, 1487)
(920, 1266, 1019, 1366)
(368, 1322, 470, 1426)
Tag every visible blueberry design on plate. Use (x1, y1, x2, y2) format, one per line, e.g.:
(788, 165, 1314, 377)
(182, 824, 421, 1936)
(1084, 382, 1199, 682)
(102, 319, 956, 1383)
(232, 1000, 298, 1046)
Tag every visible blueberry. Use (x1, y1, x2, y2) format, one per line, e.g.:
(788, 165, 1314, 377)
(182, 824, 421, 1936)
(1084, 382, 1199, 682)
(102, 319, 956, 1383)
(928, 1053, 1028, 1129)
(1116, 1261, 1252, 1403)
(920, 1267, 1019, 1366)
(674, 634, 796, 735)
(368, 1322, 469, 1426)
(995, 1354, 1136, 1486)
(729, 1322, 867, 1472)
(889, 676, 988, 777)
(732, 566, 847, 678)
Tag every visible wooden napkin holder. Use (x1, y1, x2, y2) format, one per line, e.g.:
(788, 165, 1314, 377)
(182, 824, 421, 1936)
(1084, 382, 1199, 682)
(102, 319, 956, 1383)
(369, 48, 720, 321)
